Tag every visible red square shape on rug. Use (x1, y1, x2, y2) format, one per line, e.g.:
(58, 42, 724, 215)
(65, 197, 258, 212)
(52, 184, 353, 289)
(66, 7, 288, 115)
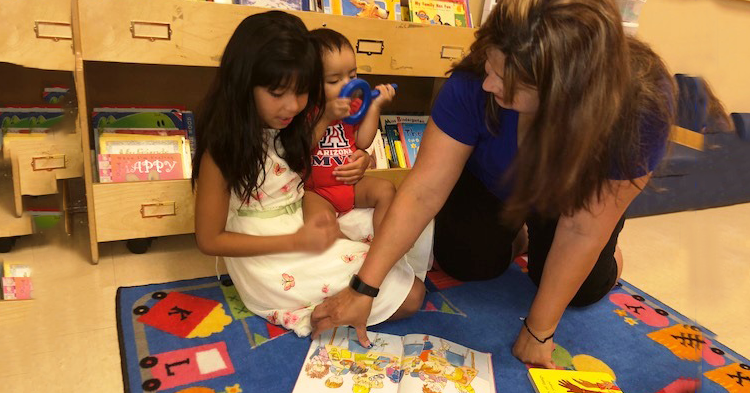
(426, 269, 464, 290)
(137, 292, 219, 338)
(146, 341, 235, 390)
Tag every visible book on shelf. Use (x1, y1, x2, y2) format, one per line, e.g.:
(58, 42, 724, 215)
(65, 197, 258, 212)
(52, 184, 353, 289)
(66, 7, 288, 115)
(408, 0, 472, 27)
(380, 115, 403, 168)
(380, 115, 427, 168)
(323, 0, 402, 20)
(292, 327, 496, 393)
(91, 107, 196, 158)
(28, 209, 63, 230)
(98, 135, 192, 182)
(99, 134, 185, 155)
(234, 0, 313, 10)
(396, 115, 428, 168)
(364, 129, 390, 169)
(42, 86, 70, 105)
(393, 140, 407, 168)
(0, 107, 64, 149)
(98, 153, 187, 183)
(1, 262, 32, 301)
(528, 368, 622, 393)
(380, 128, 394, 164)
(480, 0, 496, 25)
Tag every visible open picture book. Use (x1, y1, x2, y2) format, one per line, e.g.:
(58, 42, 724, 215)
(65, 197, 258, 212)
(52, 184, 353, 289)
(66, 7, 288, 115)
(292, 327, 496, 393)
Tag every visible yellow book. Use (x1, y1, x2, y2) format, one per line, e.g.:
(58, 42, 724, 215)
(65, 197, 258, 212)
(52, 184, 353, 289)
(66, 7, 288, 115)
(2, 262, 31, 278)
(384, 143, 393, 163)
(528, 368, 621, 393)
(393, 140, 407, 168)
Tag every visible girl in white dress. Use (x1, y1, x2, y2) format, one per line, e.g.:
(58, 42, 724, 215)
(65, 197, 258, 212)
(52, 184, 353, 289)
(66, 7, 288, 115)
(192, 11, 432, 337)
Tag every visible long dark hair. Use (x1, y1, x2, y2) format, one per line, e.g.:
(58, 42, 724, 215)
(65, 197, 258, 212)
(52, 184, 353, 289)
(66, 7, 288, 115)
(192, 11, 324, 203)
(453, 0, 675, 221)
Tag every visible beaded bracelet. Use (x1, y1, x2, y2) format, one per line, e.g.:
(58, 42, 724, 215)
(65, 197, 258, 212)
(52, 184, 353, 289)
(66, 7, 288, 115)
(523, 318, 555, 344)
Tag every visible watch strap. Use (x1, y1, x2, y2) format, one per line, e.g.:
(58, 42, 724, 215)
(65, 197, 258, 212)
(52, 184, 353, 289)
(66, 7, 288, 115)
(349, 274, 379, 297)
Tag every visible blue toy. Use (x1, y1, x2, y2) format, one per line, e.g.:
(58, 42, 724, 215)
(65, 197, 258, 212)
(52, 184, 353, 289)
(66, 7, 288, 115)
(338, 78, 397, 124)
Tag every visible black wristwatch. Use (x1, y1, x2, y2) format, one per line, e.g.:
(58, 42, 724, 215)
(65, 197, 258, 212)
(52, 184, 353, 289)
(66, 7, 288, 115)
(349, 274, 379, 297)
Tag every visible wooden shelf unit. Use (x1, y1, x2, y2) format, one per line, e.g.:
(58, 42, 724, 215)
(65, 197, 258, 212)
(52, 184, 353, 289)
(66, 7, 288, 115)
(0, 0, 80, 251)
(0, 0, 75, 71)
(68, 0, 471, 263)
(76, 0, 474, 76)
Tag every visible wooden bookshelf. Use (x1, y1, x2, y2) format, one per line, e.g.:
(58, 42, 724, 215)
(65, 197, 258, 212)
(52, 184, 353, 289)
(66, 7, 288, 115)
(71, 0, 451, 262)
(0, 0, 75, 71)
(76, 0, 475, 77)
(0, 0, 79, 252)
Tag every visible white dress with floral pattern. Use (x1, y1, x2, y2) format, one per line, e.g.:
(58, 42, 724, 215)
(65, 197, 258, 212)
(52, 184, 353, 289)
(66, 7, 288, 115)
(223, 130, 433, 336)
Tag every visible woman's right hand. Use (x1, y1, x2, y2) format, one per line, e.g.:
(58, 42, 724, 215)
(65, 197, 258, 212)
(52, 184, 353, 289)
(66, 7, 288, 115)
(294, 212, 340, 253)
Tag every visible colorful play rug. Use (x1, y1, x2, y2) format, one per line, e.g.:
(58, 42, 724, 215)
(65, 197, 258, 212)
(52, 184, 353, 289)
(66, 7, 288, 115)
(116, 257, 749, 393)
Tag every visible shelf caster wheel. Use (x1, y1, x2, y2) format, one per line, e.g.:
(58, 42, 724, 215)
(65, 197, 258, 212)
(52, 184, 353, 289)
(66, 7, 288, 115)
(126, 237, 155, 254)
(0, 237, 18, 253)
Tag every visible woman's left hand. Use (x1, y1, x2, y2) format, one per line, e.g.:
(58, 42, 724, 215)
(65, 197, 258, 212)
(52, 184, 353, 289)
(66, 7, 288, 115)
(512, 324, 557, 369)
(333, 149, 370, 184)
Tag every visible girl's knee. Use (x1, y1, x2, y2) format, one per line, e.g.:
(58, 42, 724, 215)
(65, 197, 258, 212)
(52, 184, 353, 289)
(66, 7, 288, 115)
(402, 279, 426, 316)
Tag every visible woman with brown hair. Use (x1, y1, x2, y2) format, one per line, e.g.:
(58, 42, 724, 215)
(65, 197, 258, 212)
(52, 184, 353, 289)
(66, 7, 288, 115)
(311, 0, 675, 367)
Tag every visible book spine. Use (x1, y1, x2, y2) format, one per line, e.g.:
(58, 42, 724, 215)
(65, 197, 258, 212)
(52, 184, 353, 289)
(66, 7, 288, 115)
(393, 141, 407, 168)
(464, 0, 472, 27)
(182, 111, 197, 159)
(97, 154, 113, 183)
(384, 120, 402, 168)
(372, 130, 389, 169)
(396, 122, 412, 168)
(182, 137, 192, 177)
(380, 129, 394, 167)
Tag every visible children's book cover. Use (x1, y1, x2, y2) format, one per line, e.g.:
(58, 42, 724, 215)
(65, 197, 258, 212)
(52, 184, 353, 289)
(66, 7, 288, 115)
(42, 86, 70, 104)
(528, 368, 621, 393)
(98, 153, 186, 183)
(0, 108, 63, 149)
(1, 277, 33, 300)
(0, 107, 64, 131)
(409, 0, 470, 27)
(396, 115, 428, 168)
(91, 108, 196, 158)
(99, 128, 187, 139)
(3, 263, 31, 278)
(323, 0, 401, 20)
(292, 327, 496, 393)
(99, 135, 185, 155)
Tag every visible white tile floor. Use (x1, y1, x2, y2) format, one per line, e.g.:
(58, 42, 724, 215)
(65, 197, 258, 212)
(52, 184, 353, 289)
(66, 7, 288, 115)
(1, 204, 748, 391)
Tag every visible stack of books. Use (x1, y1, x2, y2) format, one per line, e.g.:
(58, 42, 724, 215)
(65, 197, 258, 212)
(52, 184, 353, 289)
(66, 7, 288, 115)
(1, 86, 71, 152)
(92, 107, 195, 183)
(379, 115, 428, 169)
(1, 262, 32, 301)
(0, 107, 65, 151)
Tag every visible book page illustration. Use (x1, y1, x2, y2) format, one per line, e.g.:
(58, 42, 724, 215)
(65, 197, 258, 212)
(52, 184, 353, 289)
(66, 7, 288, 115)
(293, 327, 404, 393)
(399, 334, 494, 393)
